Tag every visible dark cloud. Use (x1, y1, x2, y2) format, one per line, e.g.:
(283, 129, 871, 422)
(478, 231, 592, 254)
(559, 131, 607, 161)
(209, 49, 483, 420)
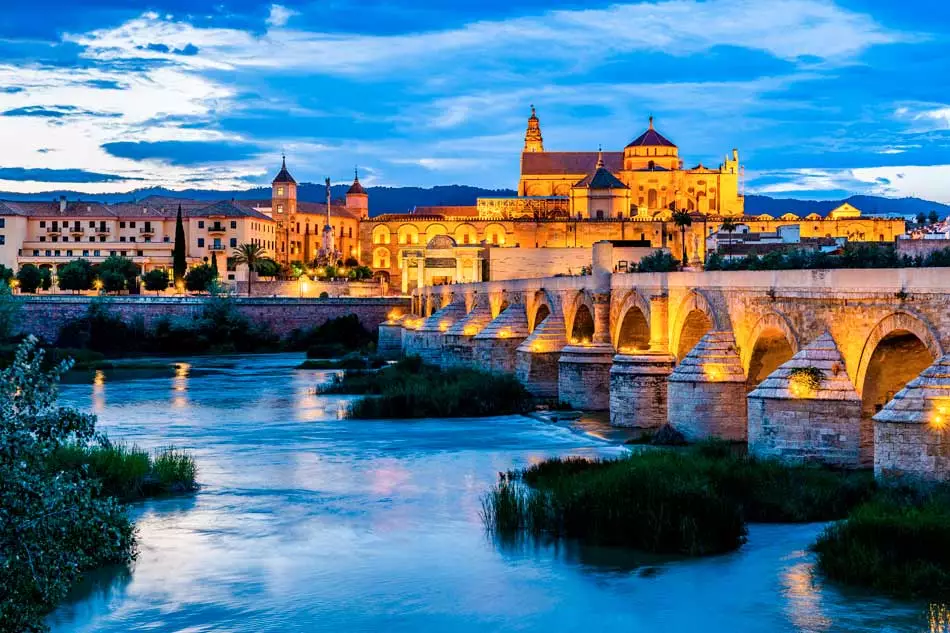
(85, 79, 125, 90)
(101, 140, 262, 166)
(139, 42, 199, 56)
(0, 167, 138, 183)
(0, 86, 24, 94)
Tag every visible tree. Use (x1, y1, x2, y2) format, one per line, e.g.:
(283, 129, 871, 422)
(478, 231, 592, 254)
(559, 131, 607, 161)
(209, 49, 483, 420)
(637, 250, 680, 273)
(142, 269, 170, 293)
(255, 258, 280, 278)
(58, 259, 94, 293)
(173, 204, 186, 283)
(96, 256, 138, 294)
(209, 251, 219, 279)
(917, 212, 927, 226)
(39, 268, 52, 291)
(16, 264, 43, 293)
(719, 218, 737, 261)
(344, 257, 359, 267)
(672, 209, 693, 268)
(0, 283, 20, 340)
(929, 210, 940, 225)
(0, 338, 135, 632)
(231, 242, 265, 297)
(0, 264, 14, 286)
(184, 264, 215, 292)
(348, 265, 374, 281)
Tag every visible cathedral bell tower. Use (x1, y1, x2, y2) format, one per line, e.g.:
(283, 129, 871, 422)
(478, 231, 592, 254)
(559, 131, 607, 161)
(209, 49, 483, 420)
(345, 167, 369, 219)
(523, 105, 544, 153)
(272, 155, 298, 264)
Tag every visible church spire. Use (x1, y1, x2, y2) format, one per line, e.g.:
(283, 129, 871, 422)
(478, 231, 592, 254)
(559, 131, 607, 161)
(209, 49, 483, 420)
(523, 104, 544, 153)
(596, 145, 604, 169)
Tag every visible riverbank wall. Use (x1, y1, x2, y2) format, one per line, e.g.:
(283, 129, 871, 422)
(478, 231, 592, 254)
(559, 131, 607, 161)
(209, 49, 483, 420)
(14, 296, 411, 340)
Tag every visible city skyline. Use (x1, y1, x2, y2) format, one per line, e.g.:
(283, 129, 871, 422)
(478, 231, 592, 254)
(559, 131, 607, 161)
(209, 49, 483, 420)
(2, 0, 949, 201)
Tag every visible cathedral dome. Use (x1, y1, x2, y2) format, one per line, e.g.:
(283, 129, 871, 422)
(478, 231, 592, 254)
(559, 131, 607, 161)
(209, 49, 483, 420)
(625, 116, 676, 149)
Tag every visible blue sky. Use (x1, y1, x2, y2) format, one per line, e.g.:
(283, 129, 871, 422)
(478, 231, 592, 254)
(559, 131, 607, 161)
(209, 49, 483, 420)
(1, 0, 949, 201)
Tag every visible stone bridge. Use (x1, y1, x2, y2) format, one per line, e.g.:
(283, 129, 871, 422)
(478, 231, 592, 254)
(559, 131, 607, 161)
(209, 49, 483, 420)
(381, 244, 950, 482)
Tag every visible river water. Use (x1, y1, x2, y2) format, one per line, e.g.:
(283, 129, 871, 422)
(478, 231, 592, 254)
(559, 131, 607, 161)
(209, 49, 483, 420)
(47, 354, 946, 632)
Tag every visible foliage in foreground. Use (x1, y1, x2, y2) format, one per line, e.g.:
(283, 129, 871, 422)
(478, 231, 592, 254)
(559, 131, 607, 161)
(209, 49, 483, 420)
(482, 443, 876, 556)
(814, 487, 950, 598)
(0, 338, 135, 633)
(323, 356, 533, 418)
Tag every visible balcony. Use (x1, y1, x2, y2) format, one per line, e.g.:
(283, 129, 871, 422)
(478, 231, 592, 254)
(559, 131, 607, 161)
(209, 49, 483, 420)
(69, 226, 85, 237)
(208, 223, 227, 234)
(95, 226, 111, 236)
(209, 243, 227, 251)
(139, 226, 156, 236)
(44, 226, 63, 236)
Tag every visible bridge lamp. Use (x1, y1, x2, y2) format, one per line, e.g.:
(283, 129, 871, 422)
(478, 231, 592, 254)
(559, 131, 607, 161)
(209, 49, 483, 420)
(463, 324, 479, 336)
(439, 321, 450, 332)
(498, 328, 511, 338)
(703, 363, 725, 382)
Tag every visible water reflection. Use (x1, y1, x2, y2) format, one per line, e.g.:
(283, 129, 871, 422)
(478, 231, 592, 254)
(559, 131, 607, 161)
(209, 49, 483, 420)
(48, 354, 944, 633)
(91, 370, 105, 411)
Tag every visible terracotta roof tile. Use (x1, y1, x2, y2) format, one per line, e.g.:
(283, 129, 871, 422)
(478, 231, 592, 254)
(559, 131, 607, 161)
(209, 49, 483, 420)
(521, 152, 623, 176)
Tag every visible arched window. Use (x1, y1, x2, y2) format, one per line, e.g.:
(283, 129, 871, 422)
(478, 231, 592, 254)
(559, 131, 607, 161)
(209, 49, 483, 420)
(373, 247, 391, 269)
(454, 224, 477, 245)
(397, 225, 419, 245)
(484, 224, 506, 246)
(372, 225, 391, 245)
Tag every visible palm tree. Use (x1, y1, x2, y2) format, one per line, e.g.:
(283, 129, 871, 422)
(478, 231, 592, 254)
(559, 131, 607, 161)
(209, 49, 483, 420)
(672, 209, 692, 268)
(720, 217, 737, 260)
(232, 243, 265, 297)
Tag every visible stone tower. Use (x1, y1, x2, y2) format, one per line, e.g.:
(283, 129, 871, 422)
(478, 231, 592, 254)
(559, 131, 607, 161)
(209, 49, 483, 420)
(523, 105, 544, 153)
(345, 167, 369, 219)
(272, 155, 297, 264)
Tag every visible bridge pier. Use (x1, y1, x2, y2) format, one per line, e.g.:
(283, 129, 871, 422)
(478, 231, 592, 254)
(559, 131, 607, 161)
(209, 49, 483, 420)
(667, 331, 747, 441)
(874, 354, 950, 482)
(558, 290, 613, 410)
(609, 352, 676, 428)
(413, 301, 467, 365)
(441, 303, 492, 368)
(377, 315, 405, 360)
(516, 312, 567, 398)
(748, 333, 862, 467)
(473, 305, 530, 373)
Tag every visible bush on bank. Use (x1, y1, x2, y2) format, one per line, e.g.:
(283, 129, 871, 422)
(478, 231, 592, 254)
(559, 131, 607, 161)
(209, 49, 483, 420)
(705, 243, 950, 272)
(483, 444, 876, 556)
(323, 356, 533, 418)
(813, 487, 950, 598)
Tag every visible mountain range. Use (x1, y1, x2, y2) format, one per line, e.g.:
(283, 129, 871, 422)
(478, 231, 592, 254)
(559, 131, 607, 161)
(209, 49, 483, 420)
(1, 185, 947, 219)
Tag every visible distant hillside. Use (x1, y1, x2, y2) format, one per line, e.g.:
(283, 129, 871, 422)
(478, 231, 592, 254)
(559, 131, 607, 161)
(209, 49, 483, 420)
(1, 185, 946, 218)
(744, 194, 950, 218)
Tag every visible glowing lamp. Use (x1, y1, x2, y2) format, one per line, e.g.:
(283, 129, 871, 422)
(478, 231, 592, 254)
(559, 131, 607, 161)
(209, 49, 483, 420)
(463, 325, 479, 336)
(93, 279, 104, 291)
(703, 363, 725, 382)
(498, 328, 510, 338)
(439, 321, 450, 332)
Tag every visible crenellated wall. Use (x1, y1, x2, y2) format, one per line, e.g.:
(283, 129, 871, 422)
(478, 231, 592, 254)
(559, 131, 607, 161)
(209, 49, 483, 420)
(392, 262, 950, 480)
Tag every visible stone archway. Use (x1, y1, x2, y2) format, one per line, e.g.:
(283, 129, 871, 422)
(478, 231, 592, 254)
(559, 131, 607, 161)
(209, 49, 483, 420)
(855, 312, 942, 465)
(565, 290, 596, 344)
(741, 312, 799, 391)
(670, 290, 720, 361)
(527, 289, 556, 333)
(612, 290, 651, 350)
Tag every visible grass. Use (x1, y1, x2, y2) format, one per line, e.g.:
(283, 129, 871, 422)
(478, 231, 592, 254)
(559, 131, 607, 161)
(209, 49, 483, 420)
(814, 486, 950, 598)
(53, 442, 199, 500)
(322, 356, 533, 419)
(482, 443, 877, 556)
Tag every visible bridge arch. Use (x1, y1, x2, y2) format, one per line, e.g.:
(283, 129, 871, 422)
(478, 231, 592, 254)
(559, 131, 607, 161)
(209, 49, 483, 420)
(855, 311, 942, 404)
(742, 311, 799, 390)
(565, 290, 596, 344)
(613, 290, 652, 352)
(671, 289, 720, 361)
(527, 289, 557, 333)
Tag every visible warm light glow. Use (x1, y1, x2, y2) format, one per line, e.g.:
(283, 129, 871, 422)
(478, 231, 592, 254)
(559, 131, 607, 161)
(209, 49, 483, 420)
(93, 279, 104, 291)
(439, 321, 450, 332)
(789, 380, 809, 398)
(463, 324, 479, 336)
(531, 342, 543, 353)
(703, 363, 725, 382)
(300, 280, 310, 293)
(932, 403, 950, 429)
(8, 279, 18, 290)
(498, 328, 510, 338)
(175, 280, 185, 294)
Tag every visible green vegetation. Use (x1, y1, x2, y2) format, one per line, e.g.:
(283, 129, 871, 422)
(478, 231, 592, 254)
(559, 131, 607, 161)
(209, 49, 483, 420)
(17, 263, 48, 293)
(297, 353, 387, 370)
(483, 443, 876, 555)
(636, 251, 681, 273)
(58, 258, 95, 293)
(184, 263, 215, 292)
(672, 208, 693, 266)
(232, 242, 265, 296)
(97, 256, 139, 293)
(705, 242, 950, 271)
(323, 356, 533, 418)
(173, 204, 186, 283)
(287, 313, 376, 356)
(0, 337, 197, 632)
(814, 487, 950, 598)
(142, 268, 170, 293)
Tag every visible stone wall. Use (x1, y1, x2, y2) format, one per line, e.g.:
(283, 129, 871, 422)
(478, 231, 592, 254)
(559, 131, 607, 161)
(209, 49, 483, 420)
(233, 279, 386, 297)
(484, 246, 666, 281)
(896, 239, 950, 258)
(748, 398, 862, 466)
(16, 296, 409, 341)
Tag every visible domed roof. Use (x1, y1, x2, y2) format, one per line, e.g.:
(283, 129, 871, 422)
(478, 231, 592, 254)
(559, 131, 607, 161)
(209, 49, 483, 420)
(347, 168, 367, 195)
(626, 116, 676, 149)
(272, 155, 296, 184)
(574, 151, 628, 190)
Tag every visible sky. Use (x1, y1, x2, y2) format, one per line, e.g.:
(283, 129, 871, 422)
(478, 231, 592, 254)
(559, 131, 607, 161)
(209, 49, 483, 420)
(2, 0, 950, 201)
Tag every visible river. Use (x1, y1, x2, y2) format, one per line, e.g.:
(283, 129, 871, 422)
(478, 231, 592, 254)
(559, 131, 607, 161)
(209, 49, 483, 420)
(47, 353, 946, 632)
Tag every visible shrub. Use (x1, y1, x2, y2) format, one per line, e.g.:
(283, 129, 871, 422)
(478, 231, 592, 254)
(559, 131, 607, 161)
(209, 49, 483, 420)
(142, 269, 170, 292)
(96, 256, 139, 293)
(814, 487, 950, 598)
(16, 263, 43, 293)
(58, 259, 95, 293)
(184, 264, 215, 292)
(637, 251, 680, 272)
(289, 314, 376, 354)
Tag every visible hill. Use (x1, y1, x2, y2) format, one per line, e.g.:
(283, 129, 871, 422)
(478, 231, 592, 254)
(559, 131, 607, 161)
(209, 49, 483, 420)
(1, 185, 946, 219)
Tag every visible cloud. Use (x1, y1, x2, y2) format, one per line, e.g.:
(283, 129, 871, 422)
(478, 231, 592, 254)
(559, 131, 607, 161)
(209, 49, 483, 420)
(0, 167, 137, 183)
(2, 105, 120, 119)
(101, 140, 262, 165)
(266, 4, 298, 28)
(68, 0, 911, 77)
(749, 164, 950, 203)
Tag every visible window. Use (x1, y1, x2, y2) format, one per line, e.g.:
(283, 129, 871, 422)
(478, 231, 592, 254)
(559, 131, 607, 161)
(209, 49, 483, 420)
(32, 250, 38, 256)
(120, 236, 126, 242)
(230, 238, 237, 247)
(277, 204, 283, 214)
(110, 251, 116, 256)
(51, 236, 58, 243)
(277, 186, 284, 196)
(120, 221, 126, 228)
(66, 250, 73, 257)
(137, 250, 144, 257)
(0, 218, 4, 228)
(144, 237, 151, 243)
(39, 236, 46, 243)
(198, 221, 205, 229)
(120, 251, 127, 257)
(228, 274, 235, 281)
(89, 237, 95, 242)
(40, 221, 46, 228)
(89, 221, 95, 228)
(62, 236, 68, 242)
(230, 221, 237, 229)
(198, 238, 205, 247)
(129, 221, 136, 228)
(99, 236, 105, 242)
(163, 236, 170, 242)
(83, 250, 89, 257)
(0, 236, 4, 245)
(130, 236, 136, 243)
(94, 250, 100, 257)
